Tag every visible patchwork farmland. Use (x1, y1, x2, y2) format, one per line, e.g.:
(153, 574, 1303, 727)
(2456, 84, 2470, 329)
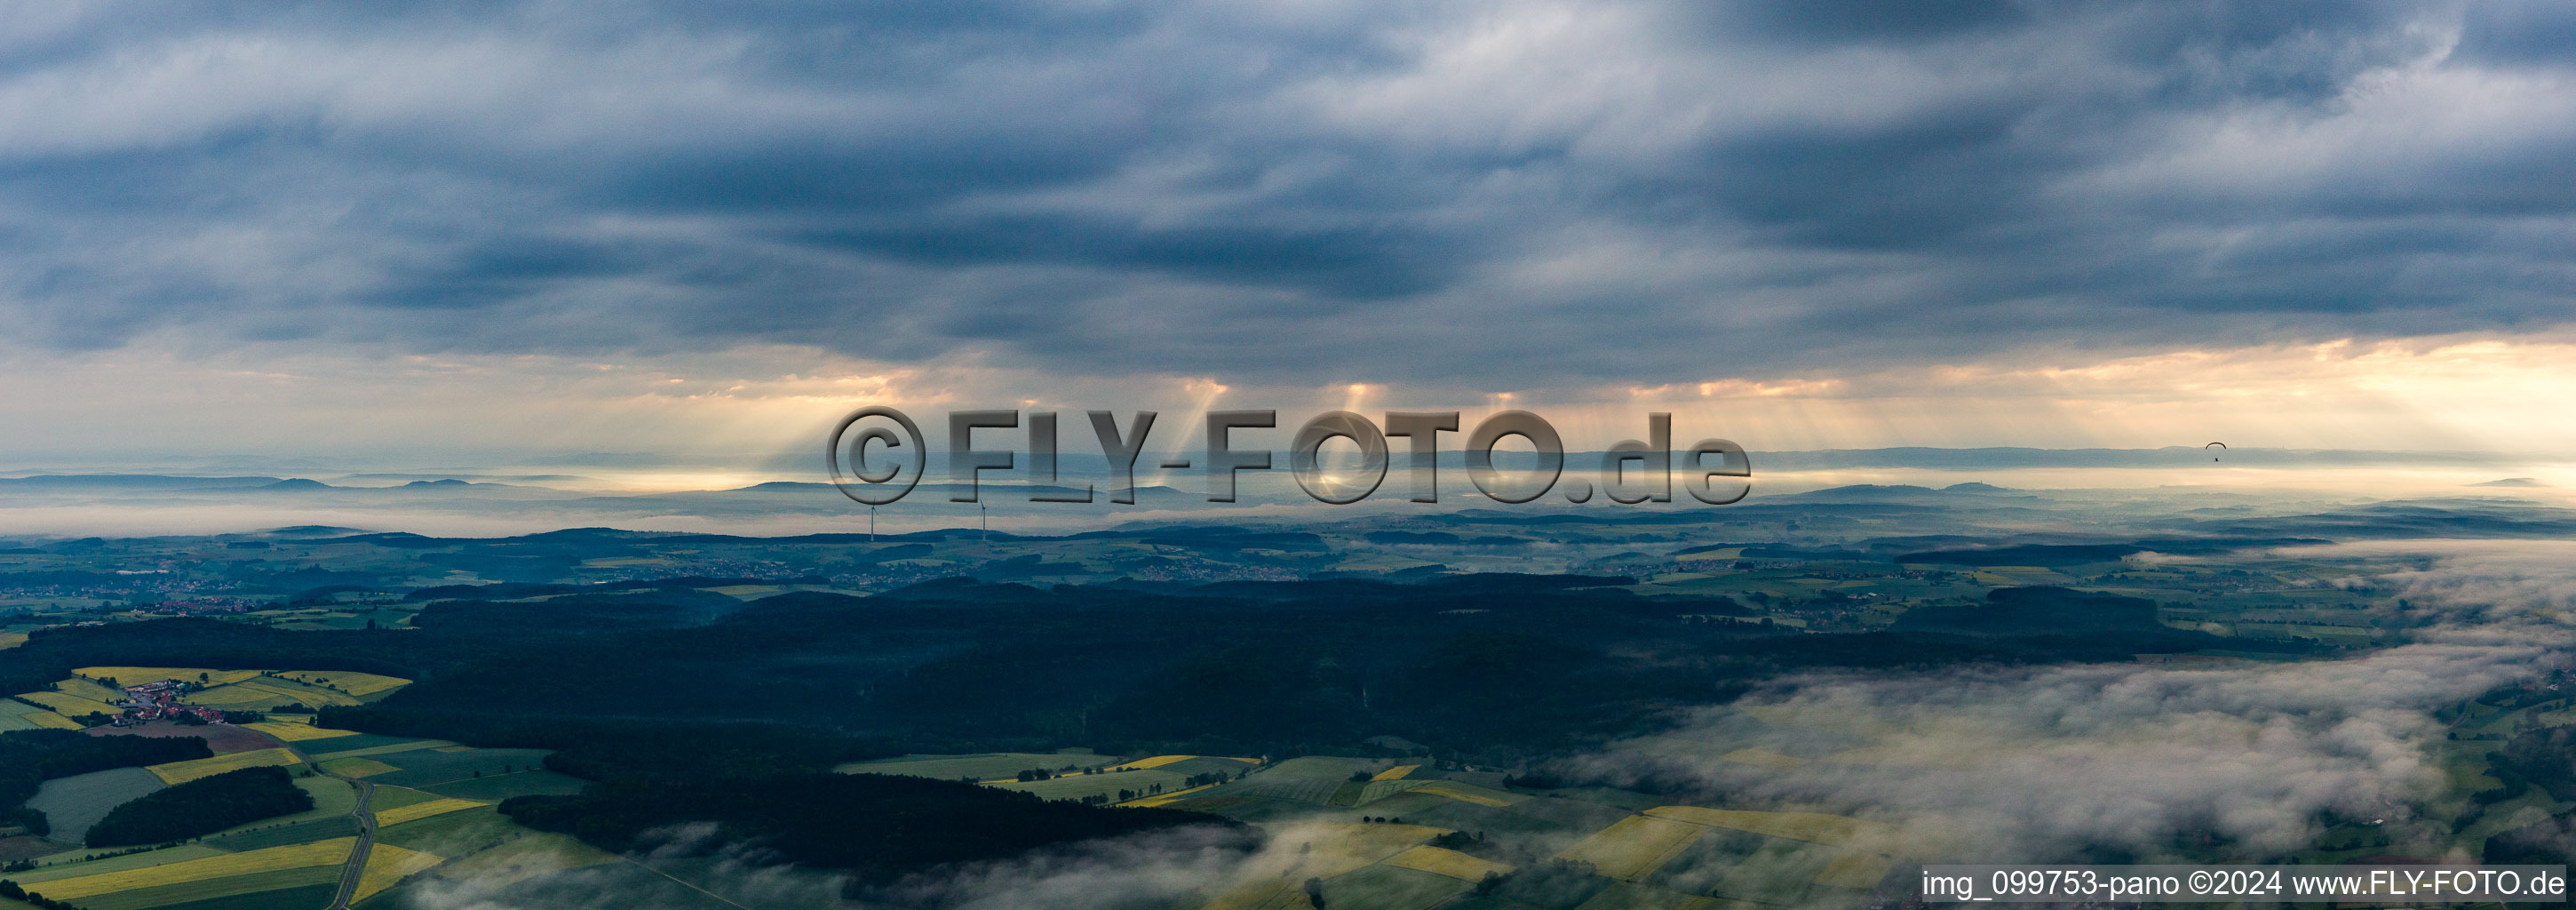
(0, 661, 616, 910)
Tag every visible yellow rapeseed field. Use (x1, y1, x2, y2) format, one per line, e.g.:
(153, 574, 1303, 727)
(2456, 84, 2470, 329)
(17, 690, 119, 716)
(1118, 783, 1214, 807)
(1291, 823, 1450, 880)
(1114, 754, 1260, 770)
(1198, 879, 1313, 910)
(277, 670, 413, 698)
(26, 838, 354, 899)
(223, 678, 362, 708)
(1554, 816, 1706, 881)
(373, 798, 488, 827)
(75, 667, 265, 687)
(148, 747, 301, 784)
(1403, 780, 1520, 807)
(245, 721, 361, 742)
(25, 711, 82, 730)
(311, 739, 454, 761)
(1381, 845, 1512, 882)
(353, 843, 445, 902)
(1370, 764, 1418, 781)
(1643, 806, 1891, 846)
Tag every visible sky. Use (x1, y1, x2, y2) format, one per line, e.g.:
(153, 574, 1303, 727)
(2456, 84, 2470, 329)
(1, 0, 2572, 472)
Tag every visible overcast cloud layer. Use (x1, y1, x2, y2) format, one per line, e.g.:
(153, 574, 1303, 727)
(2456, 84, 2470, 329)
(2, 0, 2571, 387)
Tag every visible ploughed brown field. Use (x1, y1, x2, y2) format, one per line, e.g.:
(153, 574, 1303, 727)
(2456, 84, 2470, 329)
(0, 834, 60, 861)
(85, 721, 282, 754)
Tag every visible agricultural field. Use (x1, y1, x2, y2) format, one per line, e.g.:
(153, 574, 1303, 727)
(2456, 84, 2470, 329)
(373, 804, 521, 856)
(241, 720, 363, 742)
(317, 756, 402, 778)
(201, 817, 360, 853)
(303, 734, 449, 758)
(385, 827, 617, 895)
(10, 844, 232, 884)
(1648, 832, 1867, 906)
(306, 738, 454, 762)
(70, 866, 340, 910)
(91, 721, 279, 754)
(23, 768, 166, 844)
(205, 775, 357, 834)
(355, 746, 553, 789)
(993, 768, 1193, 802)
(145, 747, 301, 785)
(1572, 882, 1745, 910)
(1296, 823, 1454, 879)
(176, 675, 361, 710)
(52, 676, 128, 703)
(1113, 754, 1260, 771)
(15, 688, 120, 718)
(1558, 816, 1709, 881)
(0, 699, 52, 731)
(1316, 863, 1473, 910)
(420, 769, 589, 802)
(273, 670, 411, 698)
(352, 843, 444, 903)
(1642, 807, 1888, 847)
(18, 710, 79, 730)
(73, 667, 264, 687)
(18, 838, 354, 900)
(1381, 844, 1513, 881)
(372, 797, 488, 828)
(1401, 779, 1523, 808)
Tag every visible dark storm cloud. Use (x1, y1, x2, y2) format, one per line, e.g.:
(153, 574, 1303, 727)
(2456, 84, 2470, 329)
(0, 0, 2568, 382)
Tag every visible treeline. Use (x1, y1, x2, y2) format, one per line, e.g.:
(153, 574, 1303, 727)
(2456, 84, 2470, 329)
(0, 879, 80, 910)
(312, 707, 922, 781)
(85, 765, 314, 847)
(499, 772, 1254, 883)
(1, 730, 211, 835)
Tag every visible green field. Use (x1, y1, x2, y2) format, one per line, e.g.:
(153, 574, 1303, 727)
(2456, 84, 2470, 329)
(11, 844, 231, 883)
(0, 701, 49, 731)
(1318, 863, 1473, 910)
(24, 767, 166, 844)
(201, 816, 361, 853)
(362, 747, 554, 788)
(306, 738, 450, 761)
(372, 805, 521, 856)
(300, 734, 441, 757)
(133, 883, 340, 910)
(207, 776, 356, 835)
(69, 866, 341, 910)
(424, 770, 589, 802)
(318, 756, 402, 778)
(993, 769, 1192, 802)
(179, 677, 360, 710)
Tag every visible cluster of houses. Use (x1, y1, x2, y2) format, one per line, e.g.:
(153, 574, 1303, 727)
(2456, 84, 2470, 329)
(108, 679, 227, 725)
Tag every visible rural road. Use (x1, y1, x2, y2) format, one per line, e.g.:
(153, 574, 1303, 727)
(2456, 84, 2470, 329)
(283, 742, 378, 910)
